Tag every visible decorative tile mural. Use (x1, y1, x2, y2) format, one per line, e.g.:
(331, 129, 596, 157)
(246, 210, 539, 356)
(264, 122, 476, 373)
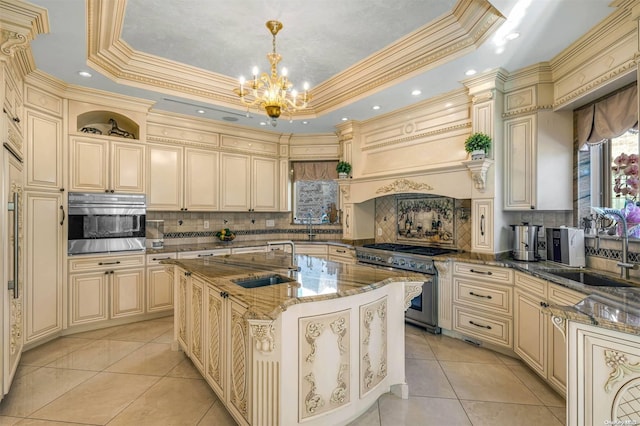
(397, 196, 455, 246)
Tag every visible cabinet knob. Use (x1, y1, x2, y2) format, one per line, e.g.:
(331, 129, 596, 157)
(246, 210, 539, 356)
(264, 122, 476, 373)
(540, 301, 549, 308)
(530, 205, 535, 209)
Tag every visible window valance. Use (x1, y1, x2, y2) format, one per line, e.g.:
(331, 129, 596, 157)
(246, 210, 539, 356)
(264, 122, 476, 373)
(292, 161, 338, 181)
(576, 84, 638, 146)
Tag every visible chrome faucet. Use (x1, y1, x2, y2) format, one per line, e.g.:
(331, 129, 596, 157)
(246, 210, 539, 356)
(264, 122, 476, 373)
(306, 212, 316, 241)
(266, 240, 299, 275)
(592, 207, 638, 279)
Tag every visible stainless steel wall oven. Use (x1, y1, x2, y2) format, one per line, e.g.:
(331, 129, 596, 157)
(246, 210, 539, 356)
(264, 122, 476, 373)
(68, 193, 146, 255)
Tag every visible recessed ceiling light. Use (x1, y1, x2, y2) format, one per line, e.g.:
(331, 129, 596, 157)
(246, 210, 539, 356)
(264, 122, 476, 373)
(259, 121, 267, 126)
(495, 47, 505, 55)
(372, 105, 381, 110)
(505, 32, 520, 41)
(411, 89, 422, 96)
(465, 69, 477, 76)
(78, 71, 92, 78)
(302, 121, 309, 125)
(196, 109, 205, 114)
(341, 117, 348, 121)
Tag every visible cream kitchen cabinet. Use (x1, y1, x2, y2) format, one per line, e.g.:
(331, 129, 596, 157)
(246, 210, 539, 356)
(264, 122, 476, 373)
(220, 152, 278, 212)
(2, 62, 24, 157)
(503, 110, 572, 210)
(177, 248, 231, 259)
(452, 262, 514, 349)
(146, 253, 176, 313)
(514, 271, 584, 395)
(174, 267, 251, 425)
(231, 246, 266, 254)
(68, 254, 145, 326)
(328, 245, 355, 263)
(567, 321, 640, 426)
(24, 191, 64, 344)
(25, 109, 63, 190)
(69, 136, 145, 194)
(471, 199, 494, 253)
(146, 143, 219, 211)
(297, 243, 328, 259)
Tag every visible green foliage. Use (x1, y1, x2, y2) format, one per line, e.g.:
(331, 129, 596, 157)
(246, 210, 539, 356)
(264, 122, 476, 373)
(464, 132, 492, 153)
(336, 161, 352, 174)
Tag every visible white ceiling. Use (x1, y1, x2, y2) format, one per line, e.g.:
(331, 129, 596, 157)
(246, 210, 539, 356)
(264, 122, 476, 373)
(26, 0, 615, 134)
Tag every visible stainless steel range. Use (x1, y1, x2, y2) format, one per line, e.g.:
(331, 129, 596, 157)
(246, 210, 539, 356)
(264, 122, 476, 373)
(355, 243, 456, 333)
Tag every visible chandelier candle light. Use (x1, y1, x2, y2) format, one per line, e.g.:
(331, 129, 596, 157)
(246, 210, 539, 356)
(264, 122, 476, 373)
(234, 20, 311, 126)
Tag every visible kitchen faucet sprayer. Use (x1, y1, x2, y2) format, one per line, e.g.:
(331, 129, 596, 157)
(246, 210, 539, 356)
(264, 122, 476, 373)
(592, 207, 638, 279)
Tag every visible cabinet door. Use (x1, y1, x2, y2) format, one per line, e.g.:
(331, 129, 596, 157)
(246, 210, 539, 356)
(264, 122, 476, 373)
(504, 115, 535, 210)
(342, 204, 354, 240)
(190, 276, 206, 373)
(69, 137, 109, 192)
(25, 191, 63, 343)
(548, 284, 584, 394)
(471, 199, 493, 252)
(111, 268, 145, 318)
(184, 148, 219, 211)
(220, 152, 250, 211)
(176, 270, 190, 353)
(69, 272, 109, 326)
(26, 110, 63, 190)
(514, 289, 546, 377)
(147, 266, 174, 313)
(227, 299, 250, 424)
(252, 156, 278, 211)
(147, 144, 183, 210)
(205, 286, 225, 396)
(111, 141, 145, 193)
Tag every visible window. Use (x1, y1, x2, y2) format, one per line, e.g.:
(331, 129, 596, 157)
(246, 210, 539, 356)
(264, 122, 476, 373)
(291, 161, 340, 225)
(576, 83, 638, 222)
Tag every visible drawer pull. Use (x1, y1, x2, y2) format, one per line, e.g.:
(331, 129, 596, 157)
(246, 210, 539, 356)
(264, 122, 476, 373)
(152, 257, 171, 261)
(184, 271, 192, 276)
(99, 261, 121, 266)
(336, 249, 346, 253)
(469, 320, 492, 330)
(469, 269, 492, 276)
(469, 291, 492, 299)
(197, 254, 214, 258)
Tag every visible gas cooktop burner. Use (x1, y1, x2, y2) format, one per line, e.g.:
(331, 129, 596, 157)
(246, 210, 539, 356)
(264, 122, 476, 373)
(362, 243, 456, 257)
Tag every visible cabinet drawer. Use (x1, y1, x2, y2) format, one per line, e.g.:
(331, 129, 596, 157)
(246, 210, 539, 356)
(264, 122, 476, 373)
(454, 263, 513, 284)
(146, 253, 177, 266)
(231, 246, 267, 254)
(453, 278, 513, 315)
(328, 245, 354, 258)
(548, 282, 585, 305)
(515, 271, 547, 298)
(69, 254, 145, 272)
(453, 306, 513, 348)
(177, 249, 231, 259)
(297, 244, 328, 255)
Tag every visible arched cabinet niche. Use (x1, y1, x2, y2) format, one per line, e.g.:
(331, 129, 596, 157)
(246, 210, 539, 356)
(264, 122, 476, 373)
(69, 110, 145, 193)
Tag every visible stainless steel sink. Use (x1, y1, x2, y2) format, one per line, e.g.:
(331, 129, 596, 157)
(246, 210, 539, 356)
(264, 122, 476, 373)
(232, 274, 294, 289)
(544, 270, 636, 288)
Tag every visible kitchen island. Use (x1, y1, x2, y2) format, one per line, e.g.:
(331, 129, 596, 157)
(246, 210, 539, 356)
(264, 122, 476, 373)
(164, 251, 426, 426)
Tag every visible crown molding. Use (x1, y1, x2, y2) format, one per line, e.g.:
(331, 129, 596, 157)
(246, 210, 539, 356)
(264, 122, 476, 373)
(86, 0, 503, 120)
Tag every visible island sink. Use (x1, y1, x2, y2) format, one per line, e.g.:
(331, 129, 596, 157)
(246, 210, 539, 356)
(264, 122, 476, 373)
(545, 270, 636, 288)
(232, 274, 294, 288)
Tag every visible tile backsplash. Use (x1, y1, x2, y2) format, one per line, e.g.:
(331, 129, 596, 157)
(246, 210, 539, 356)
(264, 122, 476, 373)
(147, 211, 342, 246)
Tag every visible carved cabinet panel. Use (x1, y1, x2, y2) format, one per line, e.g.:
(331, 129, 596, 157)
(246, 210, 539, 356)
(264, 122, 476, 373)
(298, 310, 350, 420)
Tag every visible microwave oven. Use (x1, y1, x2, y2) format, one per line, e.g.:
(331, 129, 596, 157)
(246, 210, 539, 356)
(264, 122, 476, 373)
(67, 192, 146, 255)
(545, 227, 585, 267)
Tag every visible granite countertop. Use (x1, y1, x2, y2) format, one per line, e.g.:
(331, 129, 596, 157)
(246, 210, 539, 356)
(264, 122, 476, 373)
(147, 239, 351, 255)
(435, 252, 640, 334)
(162, 251, 425, 320)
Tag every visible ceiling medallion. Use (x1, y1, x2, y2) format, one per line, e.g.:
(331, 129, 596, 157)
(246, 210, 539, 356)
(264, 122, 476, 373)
(233, 20, 311, 127)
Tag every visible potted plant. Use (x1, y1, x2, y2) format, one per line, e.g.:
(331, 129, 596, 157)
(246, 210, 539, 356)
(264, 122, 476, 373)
(464, 132, 492, 160)
(336, 161, 352, 178)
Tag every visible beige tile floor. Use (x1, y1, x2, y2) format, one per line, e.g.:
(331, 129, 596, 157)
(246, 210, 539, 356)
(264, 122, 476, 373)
(0, 318, 566, 425)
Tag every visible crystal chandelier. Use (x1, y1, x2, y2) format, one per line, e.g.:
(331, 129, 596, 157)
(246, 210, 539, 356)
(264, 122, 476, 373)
(233, 20, 311, 126)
